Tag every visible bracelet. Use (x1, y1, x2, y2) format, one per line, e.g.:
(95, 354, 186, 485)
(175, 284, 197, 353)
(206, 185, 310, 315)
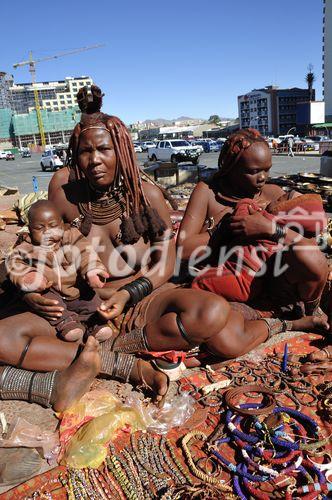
(224, 384, 276, 416)
(272, 223, 286, 242)
(119, 277, 153, 307)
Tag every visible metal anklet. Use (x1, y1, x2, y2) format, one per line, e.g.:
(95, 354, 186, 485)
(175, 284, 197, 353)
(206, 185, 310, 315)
(112, 327, 150, 353)
(0, 366, 57, 407)
(261, 318, 293, 340)
(100, 351, 135, 383)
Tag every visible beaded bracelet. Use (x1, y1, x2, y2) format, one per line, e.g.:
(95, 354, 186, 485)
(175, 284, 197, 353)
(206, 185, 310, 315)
(181, 431, 236, 494)
(224, 385, 276, 416)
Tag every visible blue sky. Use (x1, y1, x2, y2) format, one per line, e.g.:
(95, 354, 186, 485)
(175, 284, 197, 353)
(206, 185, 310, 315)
(0, 0, 324, 123)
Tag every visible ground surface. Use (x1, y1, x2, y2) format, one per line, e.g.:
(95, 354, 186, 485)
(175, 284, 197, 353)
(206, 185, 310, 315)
(0, 151, 328, 495)
(0, 152, 321, 194)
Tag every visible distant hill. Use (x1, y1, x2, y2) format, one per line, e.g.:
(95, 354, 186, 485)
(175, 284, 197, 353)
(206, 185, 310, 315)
(141, 116, 234, 126)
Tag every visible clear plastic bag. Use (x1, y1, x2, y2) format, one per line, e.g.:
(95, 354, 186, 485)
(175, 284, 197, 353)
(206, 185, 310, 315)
(60, 389, 195, 468)
(0, 417, 60, 462)
(145, 392, 196, 435)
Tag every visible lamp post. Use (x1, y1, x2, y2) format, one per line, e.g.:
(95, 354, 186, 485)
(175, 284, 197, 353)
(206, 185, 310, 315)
(286, 127, 296, 136)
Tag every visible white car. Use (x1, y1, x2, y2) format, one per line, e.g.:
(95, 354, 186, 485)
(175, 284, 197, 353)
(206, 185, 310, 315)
(148, 140, 202, 165)
(133, 143, 143, 153)
(40, 150, 63, 171)
(141, 141, 156, 152)
(0, 151, 7, 159)
(190, 141, 204, 153)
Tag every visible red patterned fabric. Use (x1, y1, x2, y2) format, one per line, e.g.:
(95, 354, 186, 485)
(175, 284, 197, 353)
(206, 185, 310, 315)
(192, 194, 327, 303)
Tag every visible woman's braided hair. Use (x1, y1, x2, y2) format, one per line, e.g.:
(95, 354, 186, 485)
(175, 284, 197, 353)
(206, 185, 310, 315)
(67, 85, 167, 244)
(217, 128, 268, 177)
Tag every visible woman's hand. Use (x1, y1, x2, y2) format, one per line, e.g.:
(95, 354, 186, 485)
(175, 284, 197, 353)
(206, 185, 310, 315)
(22, 293, 64, 321)
(230, 206, 273, 239)
(98, 289, 130, 320)
(86, 269, 109, 288)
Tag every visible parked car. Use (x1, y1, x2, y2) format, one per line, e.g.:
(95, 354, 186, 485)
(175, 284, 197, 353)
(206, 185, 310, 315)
(21, 150, 31, 158)
(133, 142, 143, 153)
(5, 152, 15, 160)
(141, 141, 156, 152)
(304, 136, 331, 151)
(194, 140, 220, 153)
(40, 150, 63, 171)
(148, 140, 202, 165)
(190, 141, 204, 154)
(0, 151, 7, 159)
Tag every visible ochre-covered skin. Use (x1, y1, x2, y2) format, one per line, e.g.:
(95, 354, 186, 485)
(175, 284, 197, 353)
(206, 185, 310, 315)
(0, 106, 329, 410)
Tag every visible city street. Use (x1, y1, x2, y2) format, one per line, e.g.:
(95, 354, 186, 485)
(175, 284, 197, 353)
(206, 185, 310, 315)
(0, 151, 322, 194)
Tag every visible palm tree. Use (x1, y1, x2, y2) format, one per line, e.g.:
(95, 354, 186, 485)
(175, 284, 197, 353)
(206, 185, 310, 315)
(306, 64, 315, 101)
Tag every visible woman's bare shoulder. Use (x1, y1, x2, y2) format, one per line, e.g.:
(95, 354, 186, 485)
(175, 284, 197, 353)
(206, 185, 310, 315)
(48, 167, 70, 198)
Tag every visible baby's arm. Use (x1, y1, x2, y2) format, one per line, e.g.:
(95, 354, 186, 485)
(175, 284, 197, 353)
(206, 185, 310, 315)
(7, 248, 51, 292)
(20, 271, 51, 292)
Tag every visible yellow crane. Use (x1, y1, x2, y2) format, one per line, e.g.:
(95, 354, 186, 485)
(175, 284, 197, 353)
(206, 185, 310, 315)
(13, 44, 104, 146)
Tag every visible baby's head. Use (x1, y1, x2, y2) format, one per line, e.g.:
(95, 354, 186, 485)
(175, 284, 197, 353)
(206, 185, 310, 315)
(266, 190, 302, 213)
(28, 200, 64, 247)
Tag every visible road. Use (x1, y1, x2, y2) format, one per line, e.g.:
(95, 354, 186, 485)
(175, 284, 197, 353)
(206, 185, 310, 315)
(0, 152, 321, 194)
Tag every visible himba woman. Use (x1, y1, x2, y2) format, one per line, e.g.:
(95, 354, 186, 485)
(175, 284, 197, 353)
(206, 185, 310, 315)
(0, 95, 327, 412)
(178, 128, 329, 320)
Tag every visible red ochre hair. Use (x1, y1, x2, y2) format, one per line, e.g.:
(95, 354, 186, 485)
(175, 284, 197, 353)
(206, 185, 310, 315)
(217, 128, 268, 176)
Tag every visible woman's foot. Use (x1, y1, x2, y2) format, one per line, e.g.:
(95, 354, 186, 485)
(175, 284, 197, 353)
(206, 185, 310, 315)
(307, 345, 332, 362)
(292, 315, 329, 332)
(130, 358, 169, 405)
(52, 336, 100, 412)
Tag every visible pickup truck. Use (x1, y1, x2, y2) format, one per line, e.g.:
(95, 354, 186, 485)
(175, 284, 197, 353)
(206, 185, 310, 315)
(147, 140, 202, 165)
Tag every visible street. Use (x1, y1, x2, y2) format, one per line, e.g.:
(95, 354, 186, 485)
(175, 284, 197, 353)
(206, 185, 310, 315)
(0, 151, 322, 194)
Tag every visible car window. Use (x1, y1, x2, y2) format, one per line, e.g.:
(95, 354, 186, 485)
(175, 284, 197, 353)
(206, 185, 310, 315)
(170, 141, 189, 147)
(159, 142, 165, 148)
(165, 142, 171, 148)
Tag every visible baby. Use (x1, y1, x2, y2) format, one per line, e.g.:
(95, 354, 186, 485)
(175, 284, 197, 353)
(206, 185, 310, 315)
(192, 192, 327, 303)
(7, 200, 112, 342)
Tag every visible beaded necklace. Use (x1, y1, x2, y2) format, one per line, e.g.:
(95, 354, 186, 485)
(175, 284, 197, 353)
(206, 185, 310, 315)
(78, 184, 126, 226)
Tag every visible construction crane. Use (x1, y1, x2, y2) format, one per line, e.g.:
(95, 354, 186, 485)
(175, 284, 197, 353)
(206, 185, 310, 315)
(13, 44, 104, 146)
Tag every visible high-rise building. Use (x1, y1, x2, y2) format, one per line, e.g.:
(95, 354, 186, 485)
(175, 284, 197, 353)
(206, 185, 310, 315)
(323, 0, 332, 121)
(0, 74, 93, 147)
(238, 86, 313, 136)
(10, 76, 93, 114)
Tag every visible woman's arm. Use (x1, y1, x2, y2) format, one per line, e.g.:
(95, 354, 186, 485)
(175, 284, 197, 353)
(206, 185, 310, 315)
(176, 182, 211, 260)
(98, 182, 177, 320)
(141, 182, 176, 288)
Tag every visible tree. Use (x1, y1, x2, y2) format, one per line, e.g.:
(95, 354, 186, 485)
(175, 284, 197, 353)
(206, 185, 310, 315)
(305, 64, 315, 101)
(208, 115, 221, 124)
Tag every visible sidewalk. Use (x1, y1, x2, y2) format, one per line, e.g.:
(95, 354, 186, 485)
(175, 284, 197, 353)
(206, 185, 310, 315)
(272, 151, 320, 158)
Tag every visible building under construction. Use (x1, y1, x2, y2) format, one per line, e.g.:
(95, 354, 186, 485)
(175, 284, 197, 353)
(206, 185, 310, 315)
(0, 73, 93, 148)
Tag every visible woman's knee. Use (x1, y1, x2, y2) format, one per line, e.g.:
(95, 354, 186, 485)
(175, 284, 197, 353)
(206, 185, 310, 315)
(186, 293, 231, 341)
(290, 243, 328, 281)
(205, 330, 245, 359)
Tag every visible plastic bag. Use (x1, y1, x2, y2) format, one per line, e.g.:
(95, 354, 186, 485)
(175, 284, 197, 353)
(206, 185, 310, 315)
(0, 417, 60, 463)
(145, 392, 195, 435)
(59, 389, 195, 469)
(59, 390, 149, 468)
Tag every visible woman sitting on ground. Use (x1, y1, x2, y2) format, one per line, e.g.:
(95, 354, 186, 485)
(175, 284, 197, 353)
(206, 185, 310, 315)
(177, 128, 328, 319)
(0, 95, 327, 413)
